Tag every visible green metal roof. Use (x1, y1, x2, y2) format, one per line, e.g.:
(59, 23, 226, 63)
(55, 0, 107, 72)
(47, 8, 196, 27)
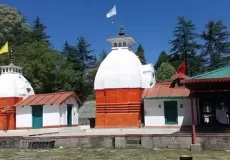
(191, 66, 230, 79)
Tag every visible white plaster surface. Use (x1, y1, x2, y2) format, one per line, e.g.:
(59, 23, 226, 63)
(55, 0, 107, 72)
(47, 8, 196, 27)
(43, 105, 59, 127)
(141, 64, 156, 88)
(94, 48, 144, 89)
(0, 64, 34, 98)
(16, 106, 32, 128)
(94, 34, 155, 90)
(144, 98, 198, 127)
(16, 96, 79, 128)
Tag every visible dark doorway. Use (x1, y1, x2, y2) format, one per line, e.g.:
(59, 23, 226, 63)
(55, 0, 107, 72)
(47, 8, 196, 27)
(67, 104, 72, 127)
(32, 105, 43, 129)
(89, 118, 95, 128)
(164, 101, 178, 124)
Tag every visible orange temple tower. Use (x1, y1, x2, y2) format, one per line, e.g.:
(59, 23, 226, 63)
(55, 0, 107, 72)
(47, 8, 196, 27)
(94, 27, 155, 128)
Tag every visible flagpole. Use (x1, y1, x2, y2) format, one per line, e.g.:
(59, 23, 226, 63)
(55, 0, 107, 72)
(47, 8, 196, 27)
(107, 5, 121, 33)
(113, 5, 120, 31)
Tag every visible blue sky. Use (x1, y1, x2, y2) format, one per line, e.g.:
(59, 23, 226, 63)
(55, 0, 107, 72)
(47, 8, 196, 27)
(3, 0, 230, 64)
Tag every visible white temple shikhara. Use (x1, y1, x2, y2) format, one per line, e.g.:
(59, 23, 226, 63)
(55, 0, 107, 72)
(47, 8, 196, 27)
(94, 27, 155, 128)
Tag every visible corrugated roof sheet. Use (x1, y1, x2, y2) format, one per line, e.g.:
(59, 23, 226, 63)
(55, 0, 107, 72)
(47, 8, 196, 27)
(142, 82, 190, 99)
(14, 92, 81, 107)
(191, 66, 230, 79)
(78, 101, 95, 119)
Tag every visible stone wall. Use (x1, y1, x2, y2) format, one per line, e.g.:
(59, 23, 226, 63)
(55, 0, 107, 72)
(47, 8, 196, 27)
(1, 134, 230, 150)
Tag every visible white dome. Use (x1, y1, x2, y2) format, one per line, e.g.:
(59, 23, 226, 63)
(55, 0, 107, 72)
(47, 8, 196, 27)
(0, 63, 35, 98)
(94, 47, 144, 89)
(95, 29, 156, 90)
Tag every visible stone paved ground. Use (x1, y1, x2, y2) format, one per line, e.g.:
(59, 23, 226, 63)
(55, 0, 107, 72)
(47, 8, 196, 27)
(0, 148, 230, 160)
(0, 127, 182, 137)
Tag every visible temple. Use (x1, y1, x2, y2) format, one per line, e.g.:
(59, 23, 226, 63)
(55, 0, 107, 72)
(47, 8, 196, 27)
(0, 62, 34, 130)
(94, 27, 155, 128)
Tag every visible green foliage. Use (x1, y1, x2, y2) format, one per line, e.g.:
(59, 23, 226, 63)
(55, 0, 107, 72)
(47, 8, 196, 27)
(201, 20, 230, 71)
(156, 62, 176, 82)
(0, 4, 30, 46)
(31, 17, 50, 44)
(0, 4, 32, 65)
(170, 16, 203, 76)
(61, 37, 97, 101)
(136, 44, 146, 64)
(76, 36, 96, 71)
(14, 42, 80, 93)
(154, 51, 169, 70)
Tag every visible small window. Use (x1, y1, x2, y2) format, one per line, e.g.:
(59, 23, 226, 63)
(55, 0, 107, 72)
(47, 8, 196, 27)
(113, 43, 117, 47)
(26, 88, 31, 93)
(118, 43, 122, 47)
(123, 42, 126, 47)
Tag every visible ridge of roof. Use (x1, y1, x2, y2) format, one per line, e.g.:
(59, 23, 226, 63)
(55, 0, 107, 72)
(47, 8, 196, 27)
(14, 91, 81, 107)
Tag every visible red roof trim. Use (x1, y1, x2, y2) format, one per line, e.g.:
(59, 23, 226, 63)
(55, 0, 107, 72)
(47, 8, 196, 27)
(182, 77, 230, 84)
(14, 92, 82, 107)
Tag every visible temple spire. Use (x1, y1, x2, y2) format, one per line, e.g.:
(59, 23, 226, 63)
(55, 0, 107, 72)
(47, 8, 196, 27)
(107, 26, 137, 49)
(119, 26, 125, 36)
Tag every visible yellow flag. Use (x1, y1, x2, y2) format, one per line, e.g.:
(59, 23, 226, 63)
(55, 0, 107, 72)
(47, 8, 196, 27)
(0, 41, 9, 54)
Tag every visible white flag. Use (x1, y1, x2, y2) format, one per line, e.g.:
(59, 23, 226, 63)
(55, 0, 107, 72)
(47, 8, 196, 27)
(106, 5, 117, 18)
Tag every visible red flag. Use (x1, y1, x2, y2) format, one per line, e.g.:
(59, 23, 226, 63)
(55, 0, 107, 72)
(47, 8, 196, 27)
(177, 63, 186, 75)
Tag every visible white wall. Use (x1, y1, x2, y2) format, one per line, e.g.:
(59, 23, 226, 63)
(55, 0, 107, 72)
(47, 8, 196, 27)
(144, 98, 198, 127)
(62, 97, 79, 125)
(43, 104, 59, 127)
(16, 96, 79, 128)
(59, 104, 67, 126)
(16, 106, 31, 128)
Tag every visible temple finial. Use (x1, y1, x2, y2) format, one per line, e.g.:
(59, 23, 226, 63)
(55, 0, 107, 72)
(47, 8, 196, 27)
(119, 25, 125, 36)
(9, 49, 13, 64)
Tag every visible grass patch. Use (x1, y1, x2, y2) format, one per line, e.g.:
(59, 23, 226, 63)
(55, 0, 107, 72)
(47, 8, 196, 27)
(0, 148, 229, 160)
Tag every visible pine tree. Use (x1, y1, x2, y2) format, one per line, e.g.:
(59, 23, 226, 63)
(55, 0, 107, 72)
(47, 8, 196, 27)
(170, 16, 203, 76)
(136, 44, 147, 64)
(154, 51, 169, 70)
(31, 17, 50, 44)
(201, 20, 230, 71)
(76, 36, 96, 72)
(62, 41, 81, 71)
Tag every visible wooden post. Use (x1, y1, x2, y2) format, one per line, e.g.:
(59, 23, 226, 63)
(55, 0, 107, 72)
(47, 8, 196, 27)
(190, 93, 196, 144)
